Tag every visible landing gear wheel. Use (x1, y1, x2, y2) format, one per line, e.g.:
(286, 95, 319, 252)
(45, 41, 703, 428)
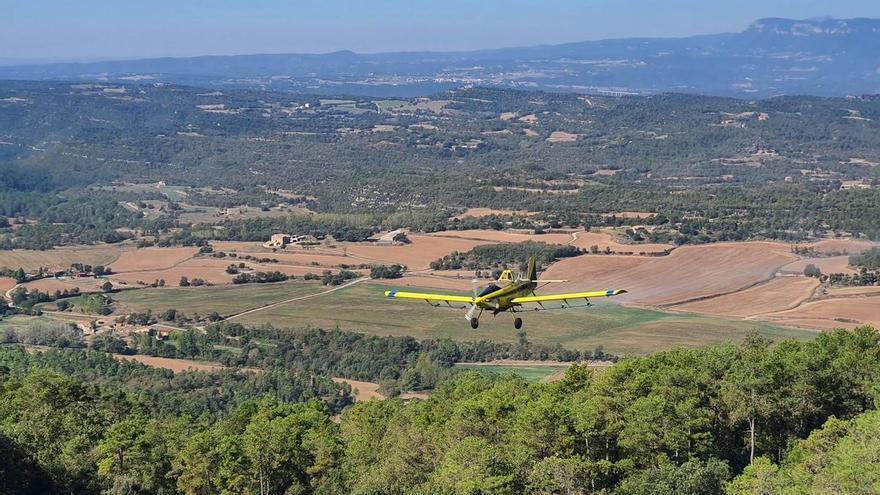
(470, 318, 480, 329)
(514, 317, 523, 330)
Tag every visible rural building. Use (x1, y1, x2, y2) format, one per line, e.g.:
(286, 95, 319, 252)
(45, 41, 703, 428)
(264, 233, 310, 248)
(266, 233, 291, 247)
(376, 229, 409, 245)
(147, 326, 173, 340)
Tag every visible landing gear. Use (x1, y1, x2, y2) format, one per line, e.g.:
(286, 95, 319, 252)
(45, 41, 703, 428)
(514, 317, 523, 330)
(470, 318, 480, 329)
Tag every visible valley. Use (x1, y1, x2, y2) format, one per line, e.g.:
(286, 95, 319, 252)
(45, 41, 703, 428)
(3, 227, 875, 356)
(3, 9, 880, 494)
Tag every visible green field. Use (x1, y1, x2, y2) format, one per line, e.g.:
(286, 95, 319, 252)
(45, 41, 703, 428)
(236, 283, 818, 355)
(30, 280, 821, 355)
(0, 315, 63, 331)
(56, 281, 325, 317)
(455, 364, 570, 382)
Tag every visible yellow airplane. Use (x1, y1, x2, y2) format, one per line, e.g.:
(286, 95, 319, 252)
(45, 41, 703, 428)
(383, 256, 627, 329)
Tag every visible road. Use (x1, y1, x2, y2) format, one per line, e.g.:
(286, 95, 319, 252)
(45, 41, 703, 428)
(224, 277, 367, 321)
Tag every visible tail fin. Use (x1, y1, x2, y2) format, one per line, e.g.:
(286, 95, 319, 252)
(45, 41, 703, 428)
(526, 256, 537, 281)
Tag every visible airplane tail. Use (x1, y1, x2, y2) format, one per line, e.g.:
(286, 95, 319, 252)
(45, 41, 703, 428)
(526, 256, 537, 282)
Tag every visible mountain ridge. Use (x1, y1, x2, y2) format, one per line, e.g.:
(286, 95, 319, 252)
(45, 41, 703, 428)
(1, 17, 879, 98)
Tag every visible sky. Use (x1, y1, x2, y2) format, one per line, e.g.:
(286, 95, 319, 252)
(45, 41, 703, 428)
(3, 0, 880, 62)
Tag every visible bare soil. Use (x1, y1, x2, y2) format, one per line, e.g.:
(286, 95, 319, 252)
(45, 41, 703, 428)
(332, 378, 383, 401)
(673, 277, 820, 318)
(543, 241, 796, 306)
(110, 247, 198, 272)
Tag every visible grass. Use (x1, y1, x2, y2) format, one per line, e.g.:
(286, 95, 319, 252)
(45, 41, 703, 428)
(0, 315, 58, 331)
(28, 279, 821, 356)
(455, 364, 569, 382)
(61, 281, 325, 317)
(236, 283, 819, 355)
(375, 100, 410, 112)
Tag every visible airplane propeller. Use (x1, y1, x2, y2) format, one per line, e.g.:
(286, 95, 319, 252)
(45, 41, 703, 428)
(467, 278, 481, 322)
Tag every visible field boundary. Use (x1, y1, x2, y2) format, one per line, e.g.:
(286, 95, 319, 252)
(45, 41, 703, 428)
(224, 277, 367, 321)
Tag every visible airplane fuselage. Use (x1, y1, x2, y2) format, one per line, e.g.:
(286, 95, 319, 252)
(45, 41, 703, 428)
(474, 279, 536, 314)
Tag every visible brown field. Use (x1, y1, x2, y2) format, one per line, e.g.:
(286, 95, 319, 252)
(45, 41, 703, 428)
(107, 246, 362, 287)
(805, 239, 877, 254)
(780, 256, 857, 275)
(547, 131, 578, 143)
(233, 251, 351, 268)
(110, 257, 234, 285)
(249, 262, 357, 277)
(22, 278, 89, 294)
(824, 286, 880, 297)
(332, 378, 383, 402)
(542, 255, 646, 284)
(0, 277, 16, 294)
(110, 247, 198, 272)
(760, 297, 880, 330)
(209, 241, 267, 251)
(0, 245, 126, 271)
(452, 208, 531, 219)
(427, 229, 574, 245)
(673, 277, 820, 318)
(543, 241, 796, 306)
(114, 354, 229, 373)
(568, 230, 673, 254)
(209, 242, 363, 269)
(343, 234, 490, 270)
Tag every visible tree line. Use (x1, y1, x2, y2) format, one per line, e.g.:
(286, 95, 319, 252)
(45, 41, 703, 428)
(0, 326, 876, 493)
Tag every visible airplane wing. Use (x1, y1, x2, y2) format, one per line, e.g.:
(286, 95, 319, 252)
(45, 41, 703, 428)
(384, 290, 474, 304)
(511, 289, 627, 304)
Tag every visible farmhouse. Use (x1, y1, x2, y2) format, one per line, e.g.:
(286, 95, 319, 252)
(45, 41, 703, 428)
(263, 233, 310, 248)
(376, 229, 409, 245)
(267, 234, 291, 247)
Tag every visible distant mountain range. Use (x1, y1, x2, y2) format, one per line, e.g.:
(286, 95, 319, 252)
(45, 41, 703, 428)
(2, 17, 880, 98)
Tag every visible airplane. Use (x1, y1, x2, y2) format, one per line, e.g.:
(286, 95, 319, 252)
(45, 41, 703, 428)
(383, 256, 627, 329)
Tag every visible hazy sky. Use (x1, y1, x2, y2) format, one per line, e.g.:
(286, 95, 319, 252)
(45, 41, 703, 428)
(4, 0, 880, 61)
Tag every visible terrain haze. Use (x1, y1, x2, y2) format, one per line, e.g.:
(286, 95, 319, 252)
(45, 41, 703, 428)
(5, 0, 880, 57)
(3, 16, 880, 97)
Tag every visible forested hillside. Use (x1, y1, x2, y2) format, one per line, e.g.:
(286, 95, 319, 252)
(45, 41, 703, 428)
(2, 82, 879, 249)
(1, 326, 877, 494)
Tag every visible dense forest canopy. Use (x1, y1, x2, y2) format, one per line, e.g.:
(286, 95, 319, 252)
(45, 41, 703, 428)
(0, 326, 877, 494)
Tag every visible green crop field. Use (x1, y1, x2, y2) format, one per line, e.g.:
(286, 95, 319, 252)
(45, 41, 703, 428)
(31, 279, 820, 355)
(236, 282, 819, 355)
(455, 363, 570, 382)
(60, 281, 326, 317)
(0, 315, 64, 331)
